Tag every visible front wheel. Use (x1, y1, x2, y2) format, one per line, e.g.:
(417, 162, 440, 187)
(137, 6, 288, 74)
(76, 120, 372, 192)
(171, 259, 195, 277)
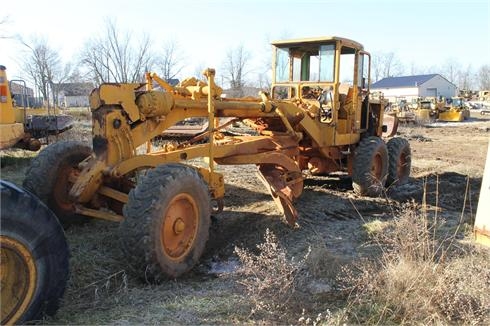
(352, 136, 388, 196)
(0, 180, 69, 324)
(23, 141, 92, 227)
(120, 164, 211, 282)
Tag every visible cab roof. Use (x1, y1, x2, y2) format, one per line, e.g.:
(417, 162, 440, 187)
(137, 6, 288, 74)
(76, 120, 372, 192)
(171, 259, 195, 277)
(271, 36, 364, 50)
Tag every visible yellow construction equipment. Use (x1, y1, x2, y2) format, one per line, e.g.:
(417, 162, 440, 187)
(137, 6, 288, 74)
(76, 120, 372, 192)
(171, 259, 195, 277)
(438, 97, 470, 122)
(412, 98, 440, 123)
(0, 65, 73, 150)
(387, 98, 416, 123)
(0, 66, 29, 149)
(1, 65, 72, 324)
(23, 36, 411, 281)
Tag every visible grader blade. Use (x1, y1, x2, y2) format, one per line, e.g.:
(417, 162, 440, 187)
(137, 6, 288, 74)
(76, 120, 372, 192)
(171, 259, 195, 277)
(438, 111, 464, 122)
(256, 165, 300, 227)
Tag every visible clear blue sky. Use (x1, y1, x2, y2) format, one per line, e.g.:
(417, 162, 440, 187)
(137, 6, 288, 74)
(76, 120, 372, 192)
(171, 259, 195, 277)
(1, 0, 489, 86)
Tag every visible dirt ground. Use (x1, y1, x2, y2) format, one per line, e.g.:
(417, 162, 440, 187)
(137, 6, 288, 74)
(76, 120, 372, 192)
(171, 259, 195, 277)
(1, 111, 489, 324)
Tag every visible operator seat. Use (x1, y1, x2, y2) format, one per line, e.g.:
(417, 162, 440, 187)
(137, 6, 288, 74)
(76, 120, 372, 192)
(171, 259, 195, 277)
(338, 84, 353, 119)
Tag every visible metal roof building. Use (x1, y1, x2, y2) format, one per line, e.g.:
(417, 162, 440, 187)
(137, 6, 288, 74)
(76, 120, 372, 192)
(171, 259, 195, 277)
(371, 74, 457, 102)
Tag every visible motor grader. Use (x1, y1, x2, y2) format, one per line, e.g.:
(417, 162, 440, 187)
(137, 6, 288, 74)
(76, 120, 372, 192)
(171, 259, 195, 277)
(21, 36, 411, 284)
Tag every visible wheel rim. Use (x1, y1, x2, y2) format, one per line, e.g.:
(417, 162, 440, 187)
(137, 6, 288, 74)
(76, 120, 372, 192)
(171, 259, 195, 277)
(371, 152, 383, 180)
(0, 236, 37, 325)
(397, 150, 408, 179)
(53, 164, 80, 212)
(161, 193, 199, 261)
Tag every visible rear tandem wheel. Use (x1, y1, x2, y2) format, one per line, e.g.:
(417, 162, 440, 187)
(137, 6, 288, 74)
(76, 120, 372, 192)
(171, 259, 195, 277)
(352, 136, 389, 196)
(386, 137, 411, 187)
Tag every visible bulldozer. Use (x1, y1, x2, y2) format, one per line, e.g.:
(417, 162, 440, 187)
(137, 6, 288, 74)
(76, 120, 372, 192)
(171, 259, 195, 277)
(20, 36, 411, 284)
(438, 96, 470, 122)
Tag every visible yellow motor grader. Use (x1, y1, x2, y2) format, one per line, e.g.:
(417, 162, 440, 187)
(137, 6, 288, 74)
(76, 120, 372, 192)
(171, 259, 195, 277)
(21, 36, 411, 283)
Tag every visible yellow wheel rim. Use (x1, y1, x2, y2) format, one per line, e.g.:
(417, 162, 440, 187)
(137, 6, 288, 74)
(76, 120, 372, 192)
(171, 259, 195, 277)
(161, 193, 199, 261)
(0, 236, 37, 325)
(53, 165, 80, 212)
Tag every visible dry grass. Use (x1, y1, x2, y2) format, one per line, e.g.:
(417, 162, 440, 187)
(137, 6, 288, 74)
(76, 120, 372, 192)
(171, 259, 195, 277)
(338, 203, 490, 325)
(0, 148, 38, 184)
(233, 229, 311, 320)
(1, 106, 488, 325)
(57, 108, 92, 144)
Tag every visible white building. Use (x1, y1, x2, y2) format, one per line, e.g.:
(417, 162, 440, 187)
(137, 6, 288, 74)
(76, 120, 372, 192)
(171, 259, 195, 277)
(58, 82, 94, 107)
(371, 74, 457, 103)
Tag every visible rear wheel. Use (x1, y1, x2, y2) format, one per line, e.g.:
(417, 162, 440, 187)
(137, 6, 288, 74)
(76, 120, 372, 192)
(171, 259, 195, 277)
(386, 137, 411, 187)
(23, 141, 92, 227)
(120, 164, 211, 282)
(352, 136, 388, 196)
(0, 180, 69, 324)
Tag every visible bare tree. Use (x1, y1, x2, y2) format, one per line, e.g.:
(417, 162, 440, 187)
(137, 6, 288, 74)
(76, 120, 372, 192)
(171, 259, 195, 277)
(67, 67, 89, 83)
(193, 62, 207, 79)
(253, 35, 274, 91)
(372, 51, 404, 82)
(50, 62, 73, 107)
(80, 19, 153, 85)
(256, 71, 271, 90)
(477, 65, 490, 89)
(456, 64, 474, 90)
(0, 16, 10, 39)
(21, 37, 63, 107)
(157, 40, 184, 81)
(440, 58, 460, 84)
(222, 45, 251, 95)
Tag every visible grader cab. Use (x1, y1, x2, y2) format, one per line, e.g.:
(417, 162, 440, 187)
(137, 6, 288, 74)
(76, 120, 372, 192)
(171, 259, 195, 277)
(23, 36, 411, 281)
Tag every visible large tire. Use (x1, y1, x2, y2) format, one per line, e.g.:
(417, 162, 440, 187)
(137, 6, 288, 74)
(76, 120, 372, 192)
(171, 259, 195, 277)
(352, 136, 388, 196)
(0, 180, 69, 325)
(386, 137, 411, 187)
(120, 164, 211, 282)
(23, 141, 92, 227)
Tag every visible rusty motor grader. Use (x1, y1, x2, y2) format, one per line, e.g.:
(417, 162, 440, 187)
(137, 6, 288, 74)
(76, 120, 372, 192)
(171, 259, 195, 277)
(23, 36, 411, 281)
